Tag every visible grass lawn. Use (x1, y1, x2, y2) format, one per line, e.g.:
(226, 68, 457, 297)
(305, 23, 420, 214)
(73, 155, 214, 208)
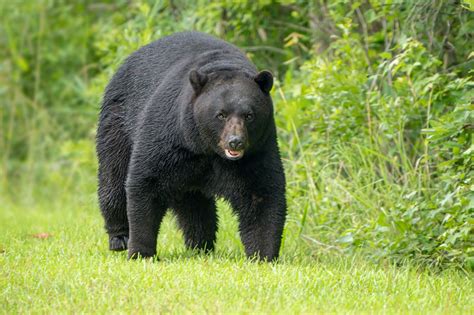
(1, 197, 472, 314)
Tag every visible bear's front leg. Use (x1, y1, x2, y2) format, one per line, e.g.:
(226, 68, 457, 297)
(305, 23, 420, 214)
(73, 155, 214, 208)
(233, 193, 287, 262)
(126, 176, 167, 259)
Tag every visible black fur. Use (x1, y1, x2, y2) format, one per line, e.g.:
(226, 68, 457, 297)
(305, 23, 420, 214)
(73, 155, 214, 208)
(96, 31, 286, 261)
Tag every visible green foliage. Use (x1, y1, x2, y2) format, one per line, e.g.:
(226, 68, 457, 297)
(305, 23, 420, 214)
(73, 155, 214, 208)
(0, 0, 115, 193)
(423, 101, 473, 267)
(274, 1, 473, 268)
(1, 0, 473, 269)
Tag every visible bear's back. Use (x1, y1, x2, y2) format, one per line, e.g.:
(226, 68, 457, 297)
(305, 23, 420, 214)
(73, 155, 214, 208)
(130, 31, 243, 72)
(124, 32, 249, 91)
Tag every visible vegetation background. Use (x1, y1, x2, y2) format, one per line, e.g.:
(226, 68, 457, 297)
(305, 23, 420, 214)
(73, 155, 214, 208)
(0, 0, 473, 313)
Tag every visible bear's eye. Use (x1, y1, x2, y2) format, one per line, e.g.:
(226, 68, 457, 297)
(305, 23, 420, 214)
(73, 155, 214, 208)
(217, 113, 226, 120)
(244, 113, 254, 121)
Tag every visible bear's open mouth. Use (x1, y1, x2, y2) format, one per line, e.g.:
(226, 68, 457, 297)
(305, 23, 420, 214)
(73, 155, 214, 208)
(225, 149, 244, 160)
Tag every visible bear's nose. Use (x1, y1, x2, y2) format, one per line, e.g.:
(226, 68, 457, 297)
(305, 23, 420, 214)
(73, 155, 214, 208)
(228, 136, 244, 150)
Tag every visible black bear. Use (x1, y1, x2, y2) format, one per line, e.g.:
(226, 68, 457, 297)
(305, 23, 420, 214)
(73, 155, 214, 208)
(96, 31, 286, 261)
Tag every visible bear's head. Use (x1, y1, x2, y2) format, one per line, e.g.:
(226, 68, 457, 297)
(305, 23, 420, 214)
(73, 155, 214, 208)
(190, 70, 274, 161)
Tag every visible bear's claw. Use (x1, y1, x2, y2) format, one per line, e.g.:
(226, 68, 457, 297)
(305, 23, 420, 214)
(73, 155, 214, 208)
(109, 235, 129, 251)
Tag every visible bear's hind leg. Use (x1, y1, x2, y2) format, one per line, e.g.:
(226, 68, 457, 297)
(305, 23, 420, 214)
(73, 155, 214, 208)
(98, 180, 129, 251)
(172, 192, 217, 252)
(97, 113, 131, 251)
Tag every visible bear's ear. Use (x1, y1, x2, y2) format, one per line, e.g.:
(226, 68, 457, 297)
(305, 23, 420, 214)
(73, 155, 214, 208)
(254, 70, 273, 94)
(189, 69, 208, 95)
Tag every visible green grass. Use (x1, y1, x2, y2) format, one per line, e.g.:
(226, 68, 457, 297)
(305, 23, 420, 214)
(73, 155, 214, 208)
(1, 197, 472, 314)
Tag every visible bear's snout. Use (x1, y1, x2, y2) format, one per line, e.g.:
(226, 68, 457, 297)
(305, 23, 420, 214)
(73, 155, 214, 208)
(220, 117, 248, 160)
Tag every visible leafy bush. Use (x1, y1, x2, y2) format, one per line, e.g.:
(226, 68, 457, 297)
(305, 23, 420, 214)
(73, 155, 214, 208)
(276, 8, 473, 268)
